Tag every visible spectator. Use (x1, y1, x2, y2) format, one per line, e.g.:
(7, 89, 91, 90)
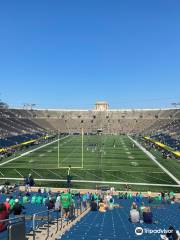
(4, 198, 10, 211)
(31, 195, 36, 204)
(99, 199, 106, 213)
(36, 195, 43, 205)
(55, 196, 61, 211)
(0, 203, 8, 232)
(60, 189, 72, 221)
(47, 199, 55, 210)
(131, 202, 137, 210)
(9, 196, 15, 210)
(161, 225, 180, 240)
(25, 174, 35, 189)
(22, 194, 29, 205)
(143, 207, 153, 224)
(82, 193, 87, 209)
(90, 197, 98, 211)
(129, 203, 140, 223)
(107, 196, 115, 210)
(139, 202, 146, 218)
(10, 199, 24, 215)
(69, 199, 75, 220)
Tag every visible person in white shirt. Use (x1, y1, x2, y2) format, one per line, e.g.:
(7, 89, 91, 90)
(130, 209, 140, 223)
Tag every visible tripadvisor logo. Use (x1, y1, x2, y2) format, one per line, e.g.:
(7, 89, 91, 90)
(135, 227, 144, 236)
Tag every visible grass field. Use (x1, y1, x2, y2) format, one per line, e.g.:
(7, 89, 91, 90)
(0, 135, 179, 191)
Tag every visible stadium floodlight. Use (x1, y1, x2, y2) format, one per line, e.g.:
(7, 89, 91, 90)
(23, 103, 37, 110)
(171, 102, 180, 108)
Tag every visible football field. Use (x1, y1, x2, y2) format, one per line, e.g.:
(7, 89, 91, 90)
(0, 135, 179, 191)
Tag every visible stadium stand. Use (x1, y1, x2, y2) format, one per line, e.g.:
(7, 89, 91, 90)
(0, 107, 179, 135)
(0, 105, 180, 239)
(0, 187, 179, 240)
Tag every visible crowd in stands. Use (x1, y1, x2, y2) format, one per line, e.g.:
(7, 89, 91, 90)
(151, 133, 180, 151)
(0, 183, 180, 239)
(0, 107, 179, 135)
(0, 134, 56, 161)
(140, 136, 180, 160)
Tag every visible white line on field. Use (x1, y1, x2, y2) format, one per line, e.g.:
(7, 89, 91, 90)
(0, 177, 179, 187)
(30, 169, 43, 178)
(48, 170, 62, 178)
(128, 135, 180, 185)
(14, 169, 23, 177)
(0, 135, 69, 167)
(72, 171, 84, 180)
(105, 170, 164, 174)
(105, 171, 127, 182)
(0, 171, 4, 177)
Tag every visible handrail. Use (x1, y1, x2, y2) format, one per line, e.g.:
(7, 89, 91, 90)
(0, 200, 89, 240)
(0, 215, 25, 223)
(32, 209, 59, 240)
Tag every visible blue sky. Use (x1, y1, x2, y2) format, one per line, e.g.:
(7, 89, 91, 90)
(0, 0, 179, 109)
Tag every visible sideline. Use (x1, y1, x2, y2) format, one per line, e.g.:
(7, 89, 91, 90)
(0, 135, 70, 167)
(0, 177, 179, 188)
(128, 135, 180, 185)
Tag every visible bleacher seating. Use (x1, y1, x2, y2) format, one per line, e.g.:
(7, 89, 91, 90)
(1, 108, 179, 135)
(0, 191, 54, 240)
(59, 197, 180, 240)
(151, 133, 180, 151)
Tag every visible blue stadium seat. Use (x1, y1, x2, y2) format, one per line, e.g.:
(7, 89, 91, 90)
(58, 197, 180, 240)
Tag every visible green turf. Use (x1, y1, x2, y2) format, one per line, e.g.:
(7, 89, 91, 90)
(0, 135, 179, 191)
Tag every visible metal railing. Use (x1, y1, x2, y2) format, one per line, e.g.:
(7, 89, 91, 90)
(0, 201, 89, 240)
(32, 209, 60, 240)
(0, 215, 25, 240)
(32, 201, 89, 240)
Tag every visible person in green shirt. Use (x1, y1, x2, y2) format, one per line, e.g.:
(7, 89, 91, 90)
(60, 189, 72, 221)
(31, 195, 36, 204)
(43, 197, 47, 205)
(23, 195, 29, 205)
(9, 197, 15, 209)
(36, 195, 43, 205)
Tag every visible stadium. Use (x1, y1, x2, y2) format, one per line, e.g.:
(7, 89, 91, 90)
(0, 1, 180, 240)
(0, 101, 180, 192)
(0, 101, 180, 240)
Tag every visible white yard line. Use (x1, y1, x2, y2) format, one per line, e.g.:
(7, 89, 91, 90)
(30, 169, 43, 178)
(14, 169, 23, 177)
(0, 135, 70, 167)
(48, 170, 62, 178)
(138, 172, 172, 184)
(105, 171, 127, 182)
(128, 135, 180, 185)
(0, 177, 179, 188)
(0, 171, 4, 177)
(104, 170, 164, 173)
(86, 171, 101, 180)
(57, 166, 83, 169)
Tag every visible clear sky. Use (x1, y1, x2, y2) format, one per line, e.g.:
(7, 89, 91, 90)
(0, 0, 179, 109)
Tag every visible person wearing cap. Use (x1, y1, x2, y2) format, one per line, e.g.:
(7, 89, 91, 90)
(10, 199, 25, 215)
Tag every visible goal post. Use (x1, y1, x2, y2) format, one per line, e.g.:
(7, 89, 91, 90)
(82, 127, 84, 169)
